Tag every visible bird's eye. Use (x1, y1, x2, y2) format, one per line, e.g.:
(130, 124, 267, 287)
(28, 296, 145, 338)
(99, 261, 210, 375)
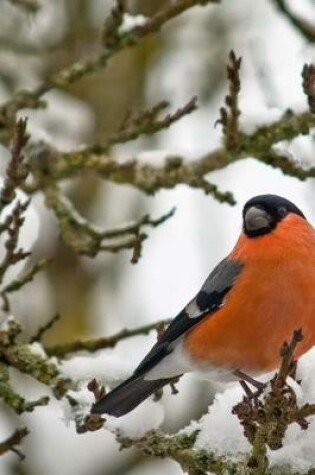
(278, 206, 287, 217)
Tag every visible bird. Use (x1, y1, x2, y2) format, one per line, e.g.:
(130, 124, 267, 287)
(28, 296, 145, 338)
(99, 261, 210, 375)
(91, 194, 315, 418)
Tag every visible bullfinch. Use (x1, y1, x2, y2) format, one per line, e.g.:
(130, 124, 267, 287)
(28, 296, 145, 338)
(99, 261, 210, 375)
(91, 194, 315, 417)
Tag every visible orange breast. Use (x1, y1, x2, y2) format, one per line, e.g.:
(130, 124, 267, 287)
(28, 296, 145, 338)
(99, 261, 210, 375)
(184, 215, 315, 373)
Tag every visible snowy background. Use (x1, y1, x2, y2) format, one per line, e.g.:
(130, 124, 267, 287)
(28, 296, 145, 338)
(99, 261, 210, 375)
(0, 0, 314, 474)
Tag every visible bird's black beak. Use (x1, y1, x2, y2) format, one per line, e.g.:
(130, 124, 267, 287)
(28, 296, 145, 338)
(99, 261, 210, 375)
(244, 206, 272, 235)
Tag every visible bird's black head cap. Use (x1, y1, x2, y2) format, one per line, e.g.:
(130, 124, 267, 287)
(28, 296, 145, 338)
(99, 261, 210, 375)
(243, 194, 305, 238)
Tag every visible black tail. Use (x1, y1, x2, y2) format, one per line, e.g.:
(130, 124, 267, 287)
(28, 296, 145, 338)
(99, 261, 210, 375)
(91, 374, 175, 418)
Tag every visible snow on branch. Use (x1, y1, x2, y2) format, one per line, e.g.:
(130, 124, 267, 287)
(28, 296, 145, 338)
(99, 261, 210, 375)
(302, 63, 315, 113)
(106, 332, 315, 475)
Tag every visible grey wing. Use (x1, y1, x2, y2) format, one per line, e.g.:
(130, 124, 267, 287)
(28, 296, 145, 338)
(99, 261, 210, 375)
(134, 257, 244, 377)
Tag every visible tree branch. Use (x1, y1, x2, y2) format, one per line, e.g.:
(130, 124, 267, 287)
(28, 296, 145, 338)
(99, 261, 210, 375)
(117, 430, 236, 475)
(302, 63, 315, 113)
(99, 96, 198, 149)
(217, 50, 242, 152)
(26, 108, 315, 205)
(6, 0, 39, 13)
(0, 118, 29, 213)
(272, 0, 315, 43)
(45, 318, 172, 357)
(0, 317, 71, 404)
(29, 313, 61, 343)
(1, 258, 51, 312)
(43, 184, 176, 259)
(0, 427, 29, 460)
(0, 361, 49, 414)
(233, 330, 315, 474)
(0, 0, 218, 143)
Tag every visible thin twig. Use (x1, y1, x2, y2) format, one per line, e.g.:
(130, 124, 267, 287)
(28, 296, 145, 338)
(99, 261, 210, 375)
(0, 118, 29, 213)
(0, 428, 29, 460)
(29, 313, 61, 343)
(102, 0, 127, 48)
(45, 319, 172, 357)
(27, 106, 315, 205)
(0, 200, 31, 285)
(104, 96, 198, 148)
(0, 0, 216, 140)
(1, 259, 52, 312)
(272, 0, 315, 43)
(302, 63, 315, 113)
(217, 50, 242, 151)
(44, 184, 175, 258)
(117, 429, 235, 475)
(6, 0, 39, 13)
(276, 328, 303, 386)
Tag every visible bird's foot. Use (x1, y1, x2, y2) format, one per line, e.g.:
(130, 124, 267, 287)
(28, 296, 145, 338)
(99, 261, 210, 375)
(169, 375, 181, 395)
(153, 375, 181, 400)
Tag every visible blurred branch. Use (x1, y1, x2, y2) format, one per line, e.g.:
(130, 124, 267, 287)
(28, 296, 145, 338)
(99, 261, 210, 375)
(89, 96, 198, 150)
(117, 430, 235, 475)
(0, 118, 29, 213)
(1, 258, 52, 312)
(272, 0, 315, 43)
(45, 318, 172, 357)
(101, 0, 128, 48)
(302, 63, 315, 113)
(6, 0, 40, 13)
(29, 313, 61, 343)
(0, 427, 29, 460)
(217, 50, 242, 151)
(255, 149, 315, 179)
(0, 0, 217, 143)
(44, 184, 175, 259)
(0, 7, 313, 218)
(26, 107, 315, 206)
(0, 119, 34, 294)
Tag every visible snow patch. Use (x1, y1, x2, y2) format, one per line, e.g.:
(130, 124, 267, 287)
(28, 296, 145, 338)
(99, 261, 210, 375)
(239, 105, 282, 134)
(119, 14, 147, 34)
(63, 385, 95, 427)
(183, 347, 315, 471)
(106, 399, 164, 438)
(28, 342, 48, 359)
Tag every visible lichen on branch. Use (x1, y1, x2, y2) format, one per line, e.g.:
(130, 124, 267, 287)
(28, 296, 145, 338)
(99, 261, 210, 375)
(43, 184, 176, 259)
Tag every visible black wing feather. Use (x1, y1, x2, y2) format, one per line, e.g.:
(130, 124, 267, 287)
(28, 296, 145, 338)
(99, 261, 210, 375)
(91, 373, 175, 417)
(91, 257, 244, 417)
(134, 257, 243, 376)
